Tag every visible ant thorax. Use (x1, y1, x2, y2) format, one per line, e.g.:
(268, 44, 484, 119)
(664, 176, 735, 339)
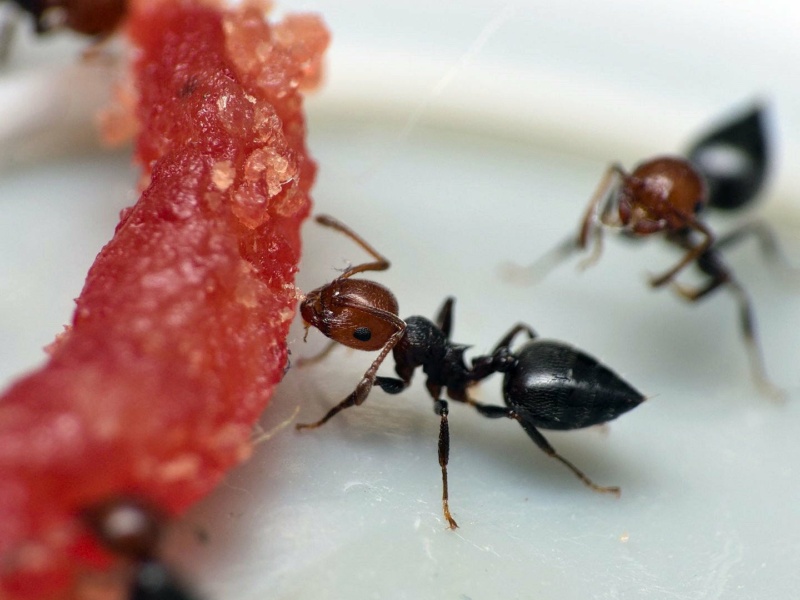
(395, 316, 472, 393)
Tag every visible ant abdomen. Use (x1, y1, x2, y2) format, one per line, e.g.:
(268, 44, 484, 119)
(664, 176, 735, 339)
(687, 104, 768, 211)
(503, 340, 645, 431)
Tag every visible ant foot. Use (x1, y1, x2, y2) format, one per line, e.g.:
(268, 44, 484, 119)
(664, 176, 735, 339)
(648, 272, 671, 288)
(295, 421, 321, 431)
(592, 484, 621, 497)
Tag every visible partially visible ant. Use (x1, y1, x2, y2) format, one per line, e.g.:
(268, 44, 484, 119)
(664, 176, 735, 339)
(82, 496, 200, 600)
(511, 103, 787, 397)
(6, 0, 126, 36)
(296, 215, 646, 529)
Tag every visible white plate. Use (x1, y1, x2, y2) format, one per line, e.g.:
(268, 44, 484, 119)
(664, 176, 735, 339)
(2, 2, 800, 599)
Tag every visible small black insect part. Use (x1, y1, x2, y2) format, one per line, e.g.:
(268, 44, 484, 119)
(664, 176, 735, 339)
(297, 215, 646, 529)
(509, 103, 786, 398)
(687, 103, 768, 211)
(82, 497, 201, 600)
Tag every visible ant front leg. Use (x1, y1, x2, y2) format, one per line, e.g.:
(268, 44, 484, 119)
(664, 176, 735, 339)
(433, 398, 458, 529)
(649, 217, 714, 288)
(296, 322, 407, 430)
(500, 165, 624, 285)
(501, 235, 578, 286)
(314, 214, 391, 278)
(577, 163, 626, 269)
(295, 338, 339, 367)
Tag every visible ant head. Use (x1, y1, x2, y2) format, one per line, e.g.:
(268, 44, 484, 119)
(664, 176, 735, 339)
(618, 156, 707, 234)
(300, 277, 400, 352)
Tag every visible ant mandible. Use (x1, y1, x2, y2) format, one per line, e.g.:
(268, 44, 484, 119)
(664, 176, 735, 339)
(516, 104, 785, 397)
(296, 215, 646, 529)
(82, 497, 200, 600)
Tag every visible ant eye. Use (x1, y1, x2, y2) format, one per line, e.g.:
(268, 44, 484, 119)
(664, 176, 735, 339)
(353, 327, 372, 342)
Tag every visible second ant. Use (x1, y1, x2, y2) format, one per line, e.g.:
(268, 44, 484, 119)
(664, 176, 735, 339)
(510, 103, 791, 398)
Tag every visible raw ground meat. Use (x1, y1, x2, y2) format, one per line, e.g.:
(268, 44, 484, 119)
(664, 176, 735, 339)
(0, 1, 328, 598)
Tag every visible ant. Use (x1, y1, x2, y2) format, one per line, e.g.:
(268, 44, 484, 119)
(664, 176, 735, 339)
(82, 496, 200, 600)
(296, 215, 646, 529)
(513, 103, 787, 397)
(5, 0, 125, 36)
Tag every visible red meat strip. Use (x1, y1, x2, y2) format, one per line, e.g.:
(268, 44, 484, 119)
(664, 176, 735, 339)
(0, 1, 328, 597)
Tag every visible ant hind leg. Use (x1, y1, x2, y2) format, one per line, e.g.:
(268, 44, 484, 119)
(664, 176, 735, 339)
(516, 417, 621, 496)
(465, 399, 620, 495)
(672, 257, 784, 399)
(715, 219, 800, 280)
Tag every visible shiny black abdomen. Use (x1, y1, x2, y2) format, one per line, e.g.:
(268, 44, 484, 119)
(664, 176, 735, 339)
(502, 340, 645, 431)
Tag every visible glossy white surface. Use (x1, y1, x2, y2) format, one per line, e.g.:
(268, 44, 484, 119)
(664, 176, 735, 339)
(2, 2, 800, 599)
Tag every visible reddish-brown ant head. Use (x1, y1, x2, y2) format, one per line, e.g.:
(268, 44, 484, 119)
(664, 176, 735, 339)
(618, 156, 708, 234)
(301, 278, 400, 352)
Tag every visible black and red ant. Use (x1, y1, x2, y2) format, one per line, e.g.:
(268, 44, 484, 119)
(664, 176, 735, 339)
(513, 104, 787, 397)
(82, 496, 200, 600)
(296, 215, 645, 529)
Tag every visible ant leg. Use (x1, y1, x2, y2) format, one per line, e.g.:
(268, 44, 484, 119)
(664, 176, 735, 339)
(578, 189, 624, 270)
(375, 376, 406, 394)
(715, 220, 779, 253)
(714, 219, 800, 276)
(296, 328, 406, 430)
(577, 163, 626, 264)
(464, 398, 512, 418)
(463, 401, 620, 495)
(674, 272, 784, 399)
(295, 339, 339, 367)
(491, 323, 537, 354)
(649, 218, 714, 287)
(433, 398, 458, 529)
(500, 234, 578, 285)
(516, 416, 620, 495)
(314, 214, 391, 278)
(725, 281, 783, 399)
(435, 297, 455, 338)
(470, 324, 538, 381)
(501, 165, 625, 285)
